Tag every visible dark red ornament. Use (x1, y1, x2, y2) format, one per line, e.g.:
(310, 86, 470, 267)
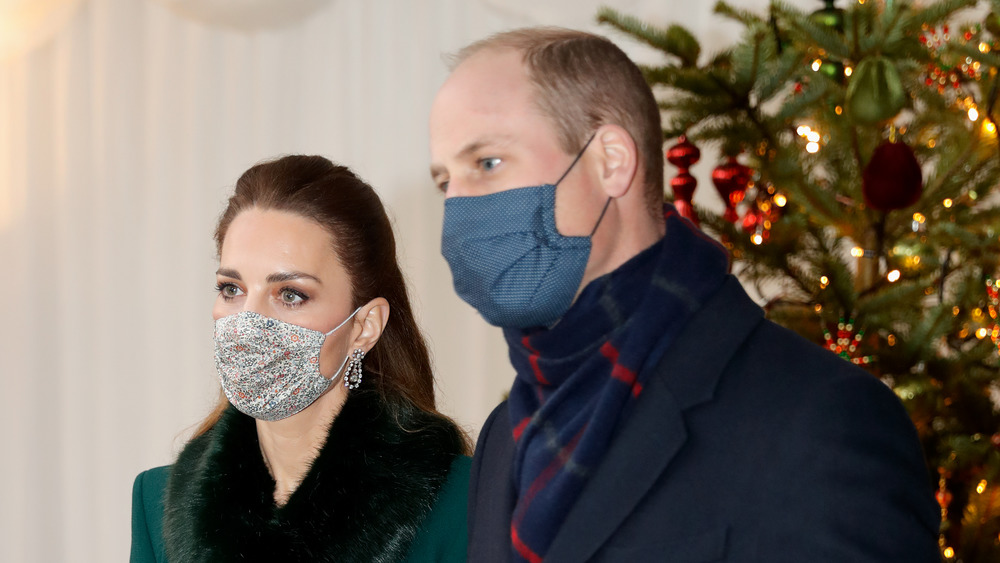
(712, 156, 752, 222)
(862, 140, 923, 211)
(936, 489, 953, 509)
(741, 208, 761, 233)
(666, 135, 702, 226)
(666, 135, 701, 168)
(670, 173, 698, 225)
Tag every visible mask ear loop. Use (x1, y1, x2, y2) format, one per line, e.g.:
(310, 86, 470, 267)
(324, 306, 364, 336)
(590, 197, 613, 237)
(554, 133, 597, 186)
(325, 353, 351, 383)
(321, 305, 364, 383)
(551, 132, 611, 238)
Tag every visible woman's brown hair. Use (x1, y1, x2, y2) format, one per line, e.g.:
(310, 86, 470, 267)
(194, 155, 464, 447)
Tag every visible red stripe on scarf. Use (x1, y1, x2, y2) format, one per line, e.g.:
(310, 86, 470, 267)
(513, 416, 531, 441)
(600, 342, 643, 397)
(522, 431, 581, 506)
(522, 336, 551, 385)
(511, 426, 587, 560)
(511, 525, 544, 563)
(514, 426, 586, 524)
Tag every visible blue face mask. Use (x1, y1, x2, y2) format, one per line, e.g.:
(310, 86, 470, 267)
(441, 135, 609, 328)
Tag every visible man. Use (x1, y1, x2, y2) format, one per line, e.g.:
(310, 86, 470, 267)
(429, 27, 939, 562)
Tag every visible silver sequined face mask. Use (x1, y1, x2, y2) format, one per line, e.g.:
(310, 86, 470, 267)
(214, 307, 361, 421)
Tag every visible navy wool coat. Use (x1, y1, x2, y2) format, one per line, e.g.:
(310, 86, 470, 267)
(468, 276, 941, 562)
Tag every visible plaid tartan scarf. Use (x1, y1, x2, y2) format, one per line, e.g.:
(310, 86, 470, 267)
(504, 208, 730, 562)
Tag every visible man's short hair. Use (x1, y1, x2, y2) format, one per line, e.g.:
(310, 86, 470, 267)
(453, 27, 664, 214)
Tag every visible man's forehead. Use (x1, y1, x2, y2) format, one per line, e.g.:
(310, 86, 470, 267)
(432, 55, 531, 137)
(444, 49, 529, 96)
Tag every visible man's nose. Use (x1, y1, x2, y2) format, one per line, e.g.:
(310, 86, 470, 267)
(443, 180, 469, 198)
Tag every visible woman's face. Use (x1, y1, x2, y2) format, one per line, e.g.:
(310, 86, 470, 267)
(213, 208, 357, 378)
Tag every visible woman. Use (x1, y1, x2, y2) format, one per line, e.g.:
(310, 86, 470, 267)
(130, 155, 470, 562)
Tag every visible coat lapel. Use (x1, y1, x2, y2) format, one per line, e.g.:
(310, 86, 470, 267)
(545, 277, 764, 562)
(467, 402, 518, 560)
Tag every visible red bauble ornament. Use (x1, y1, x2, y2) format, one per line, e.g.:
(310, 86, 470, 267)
(712, 156, 752, 222)
(936, 489, 953, 509)
(666, 135, 702, 226)
(666, 136, 701, 168)
(862, 140, 923, 212)
(670, 172, 697, 200)
(741, 208, 761, 233)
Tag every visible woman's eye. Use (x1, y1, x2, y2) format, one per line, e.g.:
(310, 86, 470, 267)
(479, 157, 501, 172)
(216, 283, 243, 299)
(279, 288, 306, 306)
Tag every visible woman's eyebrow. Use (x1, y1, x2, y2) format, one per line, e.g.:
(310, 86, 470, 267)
(216, 268, 241, 280)
(265, 271, 323, 285)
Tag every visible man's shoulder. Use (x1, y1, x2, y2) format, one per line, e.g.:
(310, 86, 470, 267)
(473, 400, 512, 462)
(647, 280, 903, 423)
(741, 315, 882, 390)
(469, 399, 515, 502)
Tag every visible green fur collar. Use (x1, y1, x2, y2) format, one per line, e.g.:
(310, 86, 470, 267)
(163, 390, 463, 562)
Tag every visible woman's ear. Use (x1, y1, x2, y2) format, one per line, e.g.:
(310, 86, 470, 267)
(351, 298, 390, 353)
(593, 124, 638, 199)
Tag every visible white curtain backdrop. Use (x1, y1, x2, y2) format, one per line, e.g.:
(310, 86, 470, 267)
(0, 0, 766, 560)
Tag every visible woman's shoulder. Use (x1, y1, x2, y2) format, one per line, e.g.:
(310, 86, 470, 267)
(131, 466, 171, 563)
(436, 455, 472, 512)
(447, 455, 472, 486)
(404, 456, 472, 562)
(133, 465, 170, 516)
(135, 466, 171, 492)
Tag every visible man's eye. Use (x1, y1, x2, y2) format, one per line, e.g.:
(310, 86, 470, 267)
(479, 157, 501, 171)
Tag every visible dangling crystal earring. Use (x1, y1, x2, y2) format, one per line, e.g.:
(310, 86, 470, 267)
(344, 348, 365, 390)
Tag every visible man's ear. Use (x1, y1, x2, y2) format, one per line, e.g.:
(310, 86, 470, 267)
(351, 298, 390, 354)
(593, 124, 638, 199)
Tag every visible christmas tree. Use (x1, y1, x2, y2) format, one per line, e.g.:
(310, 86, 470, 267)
(599, 0, 1000, 560)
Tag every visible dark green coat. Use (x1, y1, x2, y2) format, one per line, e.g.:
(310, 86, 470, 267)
(130, 390, 470, 563)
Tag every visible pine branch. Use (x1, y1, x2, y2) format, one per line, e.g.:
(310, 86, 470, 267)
(597, 8, 701, 67)
(713, 1, 767, 28)
(906, 0, 981, 29)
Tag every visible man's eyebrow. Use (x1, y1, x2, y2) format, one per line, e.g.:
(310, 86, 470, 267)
(429, 163, 447, 180)
(458, 135, 514, 158)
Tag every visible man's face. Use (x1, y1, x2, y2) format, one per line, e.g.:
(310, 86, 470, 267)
(429, 48, 605, 238)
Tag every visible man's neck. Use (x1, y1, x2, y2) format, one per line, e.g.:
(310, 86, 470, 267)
(576, 205, 665, 302)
